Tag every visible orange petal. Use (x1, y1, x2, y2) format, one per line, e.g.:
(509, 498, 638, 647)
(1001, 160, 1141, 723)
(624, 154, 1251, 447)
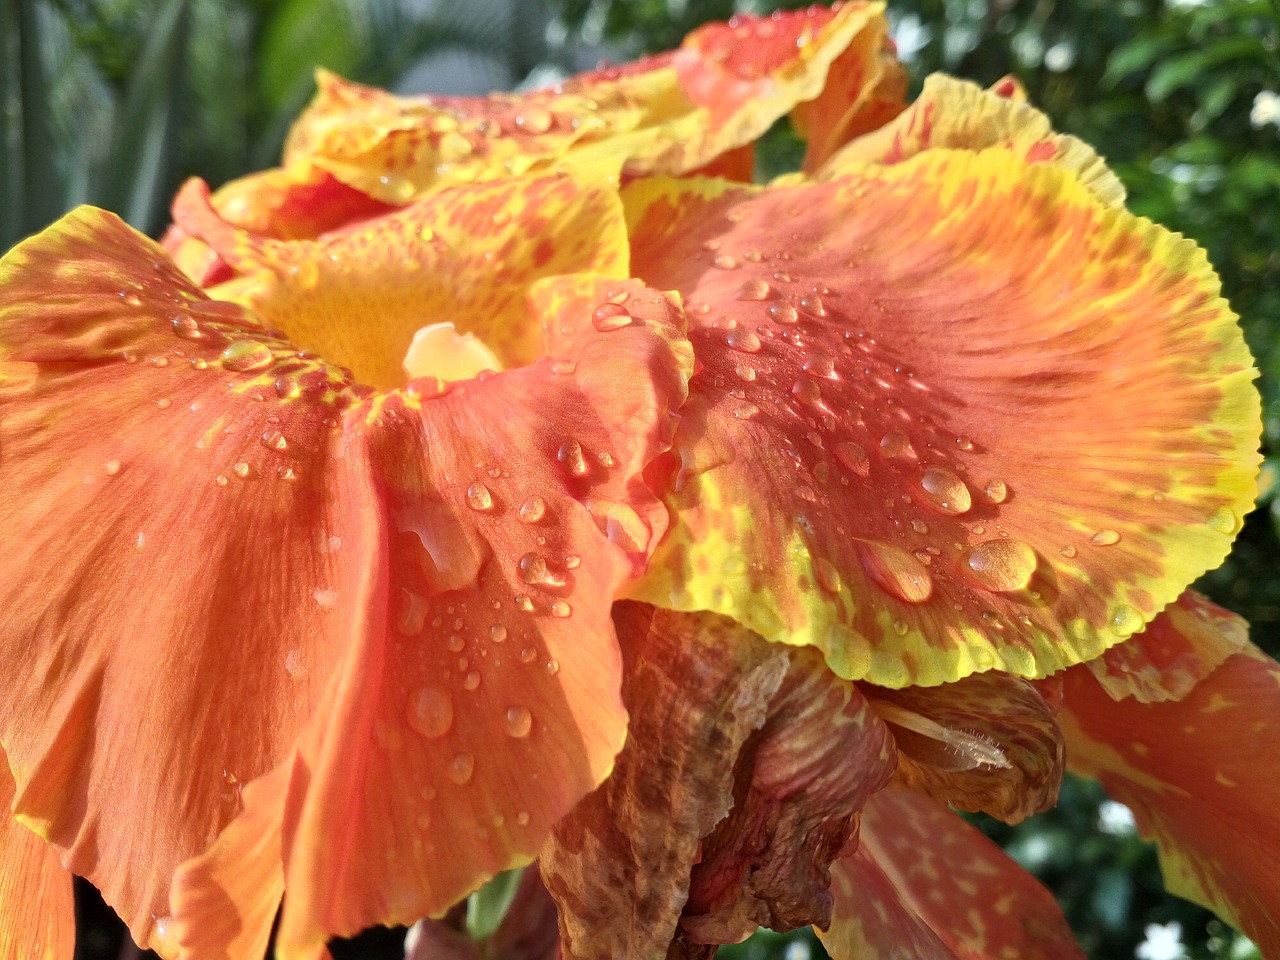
(1085, 588, 1250, 702)
(864, 671, 1063, 824)
(0, 750, 75, 960)
(818, 74, 1126, 206)
(279, 5, 889, 204)
(260, 291, 690, 953)
(789, 4, 908, 172)
(624, 148, 1260, 688)
(172, 169, 630, 390)
(821, 785, 1085, 960)
(0, 209, 369, 951)
(680, 642, 897, 944)
(1059, 624, 1280, 954)
(540, 604, 793, 960)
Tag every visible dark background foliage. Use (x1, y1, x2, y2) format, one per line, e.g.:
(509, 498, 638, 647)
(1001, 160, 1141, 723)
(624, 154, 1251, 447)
(3, 0, 1276, 957)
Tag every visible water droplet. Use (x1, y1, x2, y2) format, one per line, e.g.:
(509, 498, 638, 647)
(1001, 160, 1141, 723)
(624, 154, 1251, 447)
(219, 340, 273, 372)
(518, 496, 547, 523)
(596, 451, 614, 467)
(814, 557, 841, 593)
(514, 106, 552, 134)
(1060, 544, 1078, 558)
(856, 541, 933, 603)
(564, 554, 581, 569)
(725, 327, 762, 353)
(104, 460, 121, 476)
(463, 670, 481, 690)
(919, 467, 972, 515)
(592, 302, 632, 331)
(171, 314, 202, 339)
(713, 253, 738, 270)
(1206, 506, 1241, 535)
(215, 473, 229, 487)
(489, 624, 508, 643)
(313, 587, 339, 607)
(835, 441, 870, 476)
(802, 351, 835, 378)
(1109, 604, 1144, 638)
(799, 294, 826, 316)
(791, 377, 821, 404)
(734, 278, 772, 301)
(518, 552, 564, 586)
(880, 431, 913, 459)
(767, 302, 799, 325)
(449, 753, 475, 784)
(985, 479, 1008, 504)
(156, 397, 171, 409)
(1090, 529, 1121, 546)
(735, 363, 757, 381)
(261, 429, 288, 451)
(519, 646, 538, 663)
(558, 440, 587, 476)
(546, 658, 560, 675)
(398, 590, 428, 635)
(911, 519, 929, 534)
(962, 540, 1037, 592)
(408, 686, 454, 739)
(465, 482, 494, 512)
(446, 634, 465, 653)
(892, 619, 909, 636)
(515, 594, 535, 612)
(550, 599, 571, 618)
(504, 706, 533, 738)
(516, 811, 531, 826)
(233, 461, 253, 480)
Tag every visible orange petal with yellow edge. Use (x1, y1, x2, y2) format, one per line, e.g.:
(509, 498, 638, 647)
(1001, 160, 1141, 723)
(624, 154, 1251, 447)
(818, 73, 1126, 206)
(279, 4, 889, 204)
(1059, 612, 1280, 954)
(0, 749, 74, 960)
(624, 148, 1260, 688)
(172, 169, 630, 390)
(0, 208, 370, 952)
(822, 785, 1084, 960)
(1086, 588, 1250, 702)
(863, 671, 1063, 823)
(168, 290, 689, 956)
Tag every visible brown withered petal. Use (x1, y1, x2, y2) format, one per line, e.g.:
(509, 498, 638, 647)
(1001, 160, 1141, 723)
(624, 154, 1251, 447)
(863, 672, 1064, 824)
(540, 604, 791, 960)
(679, 646, 897, 946)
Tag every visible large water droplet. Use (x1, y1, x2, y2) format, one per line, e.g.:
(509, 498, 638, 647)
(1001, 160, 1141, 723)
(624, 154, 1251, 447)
(449, 753, 475, 784)
(880, 431, 913, 459)
(504, 706, 533, 738)
(985, 479, 1008, 504)
(465, 482, 494, 512)
(814, 557, 841, 594)
(261, 429, 288, 451)
(1206, 506, 1242, 535)
(725, 327, 762, 353)
(518, 552, 564, 587)
(767, 302, 799, 325)
(408, 686, 454, 739)
(550, 599, 572, 618)
(1109, 604, 1144, 637)
(558, 440, 588, 476)
(835, 441, 870, 476)
(1090, 529, 1121, 546)
(962, 540, 1037, 592)
(802, 351, 835, 378)
(171, 314, 202, 339)
(220, 340, 273, 372)
(735, 278, 772, 301)
(592, 302, 632, 331)
(398, 590, 428, 635)
(856, 541, 933, 603)
(518, 496, 547, 523)
(919, 467, 972, 515)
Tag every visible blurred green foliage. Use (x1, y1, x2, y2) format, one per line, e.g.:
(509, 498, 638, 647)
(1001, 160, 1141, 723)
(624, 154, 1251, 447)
(6, 1, 1278, 959)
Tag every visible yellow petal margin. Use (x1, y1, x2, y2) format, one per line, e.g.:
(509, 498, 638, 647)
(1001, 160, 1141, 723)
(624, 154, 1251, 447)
(625, 148, 1260, 688)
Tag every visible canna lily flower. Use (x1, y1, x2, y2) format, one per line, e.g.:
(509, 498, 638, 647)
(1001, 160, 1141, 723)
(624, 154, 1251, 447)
(0, 6, 1275, 960)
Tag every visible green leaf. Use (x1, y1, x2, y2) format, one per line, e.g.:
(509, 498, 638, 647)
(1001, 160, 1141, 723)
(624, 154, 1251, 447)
(1103, 35, 1174, 88)
(465, 868, 523, 941)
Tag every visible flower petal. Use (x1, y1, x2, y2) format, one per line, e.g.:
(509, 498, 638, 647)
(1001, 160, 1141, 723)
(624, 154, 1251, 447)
(1084, 588, 1249, 702)
(0, 750, 74, 960)
(539, 604, 792, 960)
(821, 786, 1085, 960)
(818, 74, 1126, 207)
(1059, 617, 1280, 954)
(183, 290, 689, 955)
(278, 5, 890, 204)
(172, 169, 631, 389)
(624, 148, 1260, 687)
(0, 208, 369, 950)
(864, 671, 1064, 823)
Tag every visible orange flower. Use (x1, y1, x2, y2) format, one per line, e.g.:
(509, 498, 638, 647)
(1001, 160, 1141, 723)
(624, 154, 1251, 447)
(0, 5, 1273, 959)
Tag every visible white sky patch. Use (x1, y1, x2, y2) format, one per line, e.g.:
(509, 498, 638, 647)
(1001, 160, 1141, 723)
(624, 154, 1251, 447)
(1137, 922, 1188, 960)
(1098, 799, 1138, 835)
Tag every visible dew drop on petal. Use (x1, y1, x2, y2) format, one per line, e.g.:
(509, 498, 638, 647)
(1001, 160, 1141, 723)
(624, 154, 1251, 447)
(518, 496, 547, 523)
(518, 552, 563, 586)
(985, 479, 1008, 504)
(713, 253, 738, 270)
(550, 600, 571, 618)
(233, 461, 253, 480)
(515, 594, 535, 612)
(261, 429, 288, 451)
(802, 351, 835, 378)
(1060, 544, 1078, 558)
(1207, 506, 1242, 535)
(592, 302, 632, 331)
(799, 294, 826, 316)
(962, 540, 1037, 592)
(835, 441, 870, 476)
(504, 706, 533, 738)
(767, 302, 799, 325)
(519, 646, 538, 664)
(1109, 604, 1144, 638)
(489, 624, 508, 642)
(463, 671, 481, 691)
(814, 557, 841, 594)
(449, 753, 475, 784)
(516, 811, 531, 826)
(1091, 529, 1121, 546)
(171, 314, 202, 339)
(880, 431, 913, 459)
(919, 467, 972, 515)
(104, 460, 121, 477)
(313, 588, 339, 607)
(734, 278, 772, 301)
(558, 440, 588, 476)
(407, 686, 454, 739)
(465, 482, 494, 512)
(856, 541, 933, 603)
(220, 340, 273, 372)
(725, 327, 762, 353)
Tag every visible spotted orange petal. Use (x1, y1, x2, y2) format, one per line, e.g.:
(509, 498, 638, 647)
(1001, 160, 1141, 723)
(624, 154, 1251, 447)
(789, 4, 908, 172)
(623, 148, 1260, 688)
(172, 169, 630, 390)
(277, 4, 889, 205)
(817, 74, 1126, 206)
(821, 785, 1084, 960)
(0, 750, 74, 960)
(1059, 612, 1280, 954)
(864, 671, 1064, 823)
(0, 208, 691, 952)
